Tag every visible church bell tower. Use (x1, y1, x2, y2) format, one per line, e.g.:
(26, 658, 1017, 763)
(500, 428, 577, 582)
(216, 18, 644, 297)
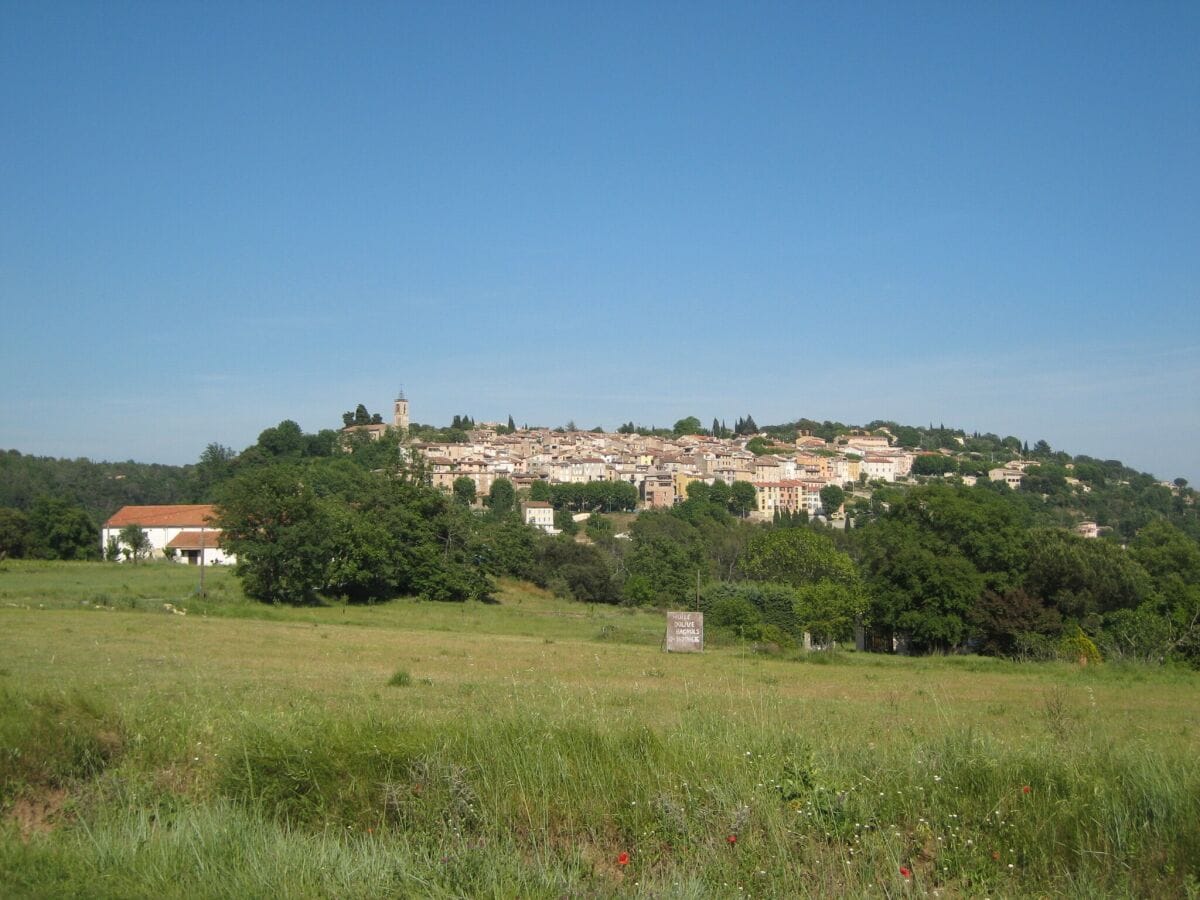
(393, 390, 409, 431)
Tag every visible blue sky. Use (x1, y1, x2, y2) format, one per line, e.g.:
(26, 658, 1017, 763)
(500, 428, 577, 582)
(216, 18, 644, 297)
(2, 2, 1197, 481)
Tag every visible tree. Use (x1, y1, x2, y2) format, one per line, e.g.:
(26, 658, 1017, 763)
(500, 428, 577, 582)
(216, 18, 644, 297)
(1127, 520, 1200, 663)
(745, 437, 771, 456)
(860, 519, 983, 651)
(673, 416, 703, 437)
(194, 443, 236, 501)
(118, 523, 152, 564)
(911, 455, 958, 477)
(486, 478, 516, 517)
(217, 460, 489, 605)
(452, 476, 477, 506)
(705, 591, 764, 635)
(741, 528, 858, 587)
(969, 588, 1062, 656)
(793, 580, 867, 644)
(854, 483, 1034, 653)
(880, 484, 1028, 594)
(819, 484, 845, 516)
(27, 498, 97, 560)
(701, 581, 803, 642)
(729, 481, 756, 518)
(1023, 528, 1151, 623)
(0, 507, 30, 559)
(216, 463, 335, 604)
(507, 414, 516, 432)
(253, 420, 307, 459)
(554, 507, 578, 535)
(734, 415, 759, 436)
(624, 511, 706, 606)
(536, 538, 617, 602)
(472, 516, 537, 581)
(708, 480, 731, 508)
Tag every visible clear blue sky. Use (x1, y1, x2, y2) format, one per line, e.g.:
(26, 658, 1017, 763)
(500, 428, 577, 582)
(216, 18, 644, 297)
(2, 2, 1197, 481)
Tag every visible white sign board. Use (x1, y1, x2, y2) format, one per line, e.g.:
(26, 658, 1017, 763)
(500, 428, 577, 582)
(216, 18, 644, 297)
(665, 611, 704, 652)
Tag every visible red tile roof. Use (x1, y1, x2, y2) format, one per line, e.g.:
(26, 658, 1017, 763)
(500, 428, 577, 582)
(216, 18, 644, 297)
(165, 530, 222, 550)
(104, 505, 218, 528)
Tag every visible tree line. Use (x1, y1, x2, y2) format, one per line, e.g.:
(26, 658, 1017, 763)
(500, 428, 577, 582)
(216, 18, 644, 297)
(2, 413, 1197, 670)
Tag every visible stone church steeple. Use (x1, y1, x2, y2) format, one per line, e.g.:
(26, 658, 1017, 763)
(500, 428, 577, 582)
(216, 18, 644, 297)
(393, 390, 409, 431)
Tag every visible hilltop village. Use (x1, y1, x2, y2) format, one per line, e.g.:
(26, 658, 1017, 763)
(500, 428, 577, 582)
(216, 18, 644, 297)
(354, 394, 1035, 526)
(416, 425, 904, 520)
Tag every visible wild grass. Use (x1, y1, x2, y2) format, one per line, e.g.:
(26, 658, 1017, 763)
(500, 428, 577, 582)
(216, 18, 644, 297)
(1, 562, 1199, 896)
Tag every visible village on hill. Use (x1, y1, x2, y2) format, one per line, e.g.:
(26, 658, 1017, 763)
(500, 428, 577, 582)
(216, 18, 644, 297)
(350, 392, 1076, 530)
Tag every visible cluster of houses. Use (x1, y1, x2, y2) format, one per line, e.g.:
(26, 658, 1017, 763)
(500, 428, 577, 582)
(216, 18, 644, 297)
(412, 426, 919, 527)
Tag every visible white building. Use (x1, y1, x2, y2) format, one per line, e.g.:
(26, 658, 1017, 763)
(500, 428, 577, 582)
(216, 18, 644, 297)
(521, 501, 557, 534)
(101, 505, 234, 565)
(862, 456, 897, 482)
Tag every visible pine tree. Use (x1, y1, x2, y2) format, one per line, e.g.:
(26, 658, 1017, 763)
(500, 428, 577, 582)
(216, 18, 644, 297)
(734, 415, 759, 436)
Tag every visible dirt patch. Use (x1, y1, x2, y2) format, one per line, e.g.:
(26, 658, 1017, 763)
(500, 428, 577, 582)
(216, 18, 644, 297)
(7, 788, 68, 842)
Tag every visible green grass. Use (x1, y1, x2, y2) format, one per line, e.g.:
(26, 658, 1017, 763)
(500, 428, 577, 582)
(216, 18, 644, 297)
(1, 561, 1199, 896)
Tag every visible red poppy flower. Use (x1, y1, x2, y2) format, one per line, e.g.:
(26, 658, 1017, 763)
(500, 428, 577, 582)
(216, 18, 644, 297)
(899, 866, 911, 878)
(617, 852, 630, 866)
(727, 834, 738, 845)
(992, 851, 1001, 861)
(1022, 785, 1031, 794)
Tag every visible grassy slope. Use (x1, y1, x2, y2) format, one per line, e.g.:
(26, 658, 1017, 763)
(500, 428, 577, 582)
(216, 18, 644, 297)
(1, 561, 1199, 897)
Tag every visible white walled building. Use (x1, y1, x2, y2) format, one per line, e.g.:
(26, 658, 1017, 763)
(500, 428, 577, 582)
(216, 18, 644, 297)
(862, 456, 897, 482)
(102, 505, 234, 565)
(521, 501, 557, 533)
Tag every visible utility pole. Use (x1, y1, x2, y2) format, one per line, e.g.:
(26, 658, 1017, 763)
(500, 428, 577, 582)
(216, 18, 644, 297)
(198, 524, 206, 598)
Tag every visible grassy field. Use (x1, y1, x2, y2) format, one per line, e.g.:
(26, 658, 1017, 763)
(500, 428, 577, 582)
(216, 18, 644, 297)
(1, 561, 1199, 897)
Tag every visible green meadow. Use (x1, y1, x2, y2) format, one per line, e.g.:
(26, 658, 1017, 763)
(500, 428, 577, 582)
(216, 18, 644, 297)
(2, 561, 1198, 897)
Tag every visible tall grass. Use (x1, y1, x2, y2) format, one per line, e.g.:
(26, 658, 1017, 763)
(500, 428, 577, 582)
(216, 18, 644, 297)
(1, 564, 1199, 895)
(3, 683, 1197, 896)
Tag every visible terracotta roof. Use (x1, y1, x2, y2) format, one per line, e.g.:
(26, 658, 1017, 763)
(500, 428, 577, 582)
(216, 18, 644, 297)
(166, 530, 222, 550)
(104, 505, 218, 528)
